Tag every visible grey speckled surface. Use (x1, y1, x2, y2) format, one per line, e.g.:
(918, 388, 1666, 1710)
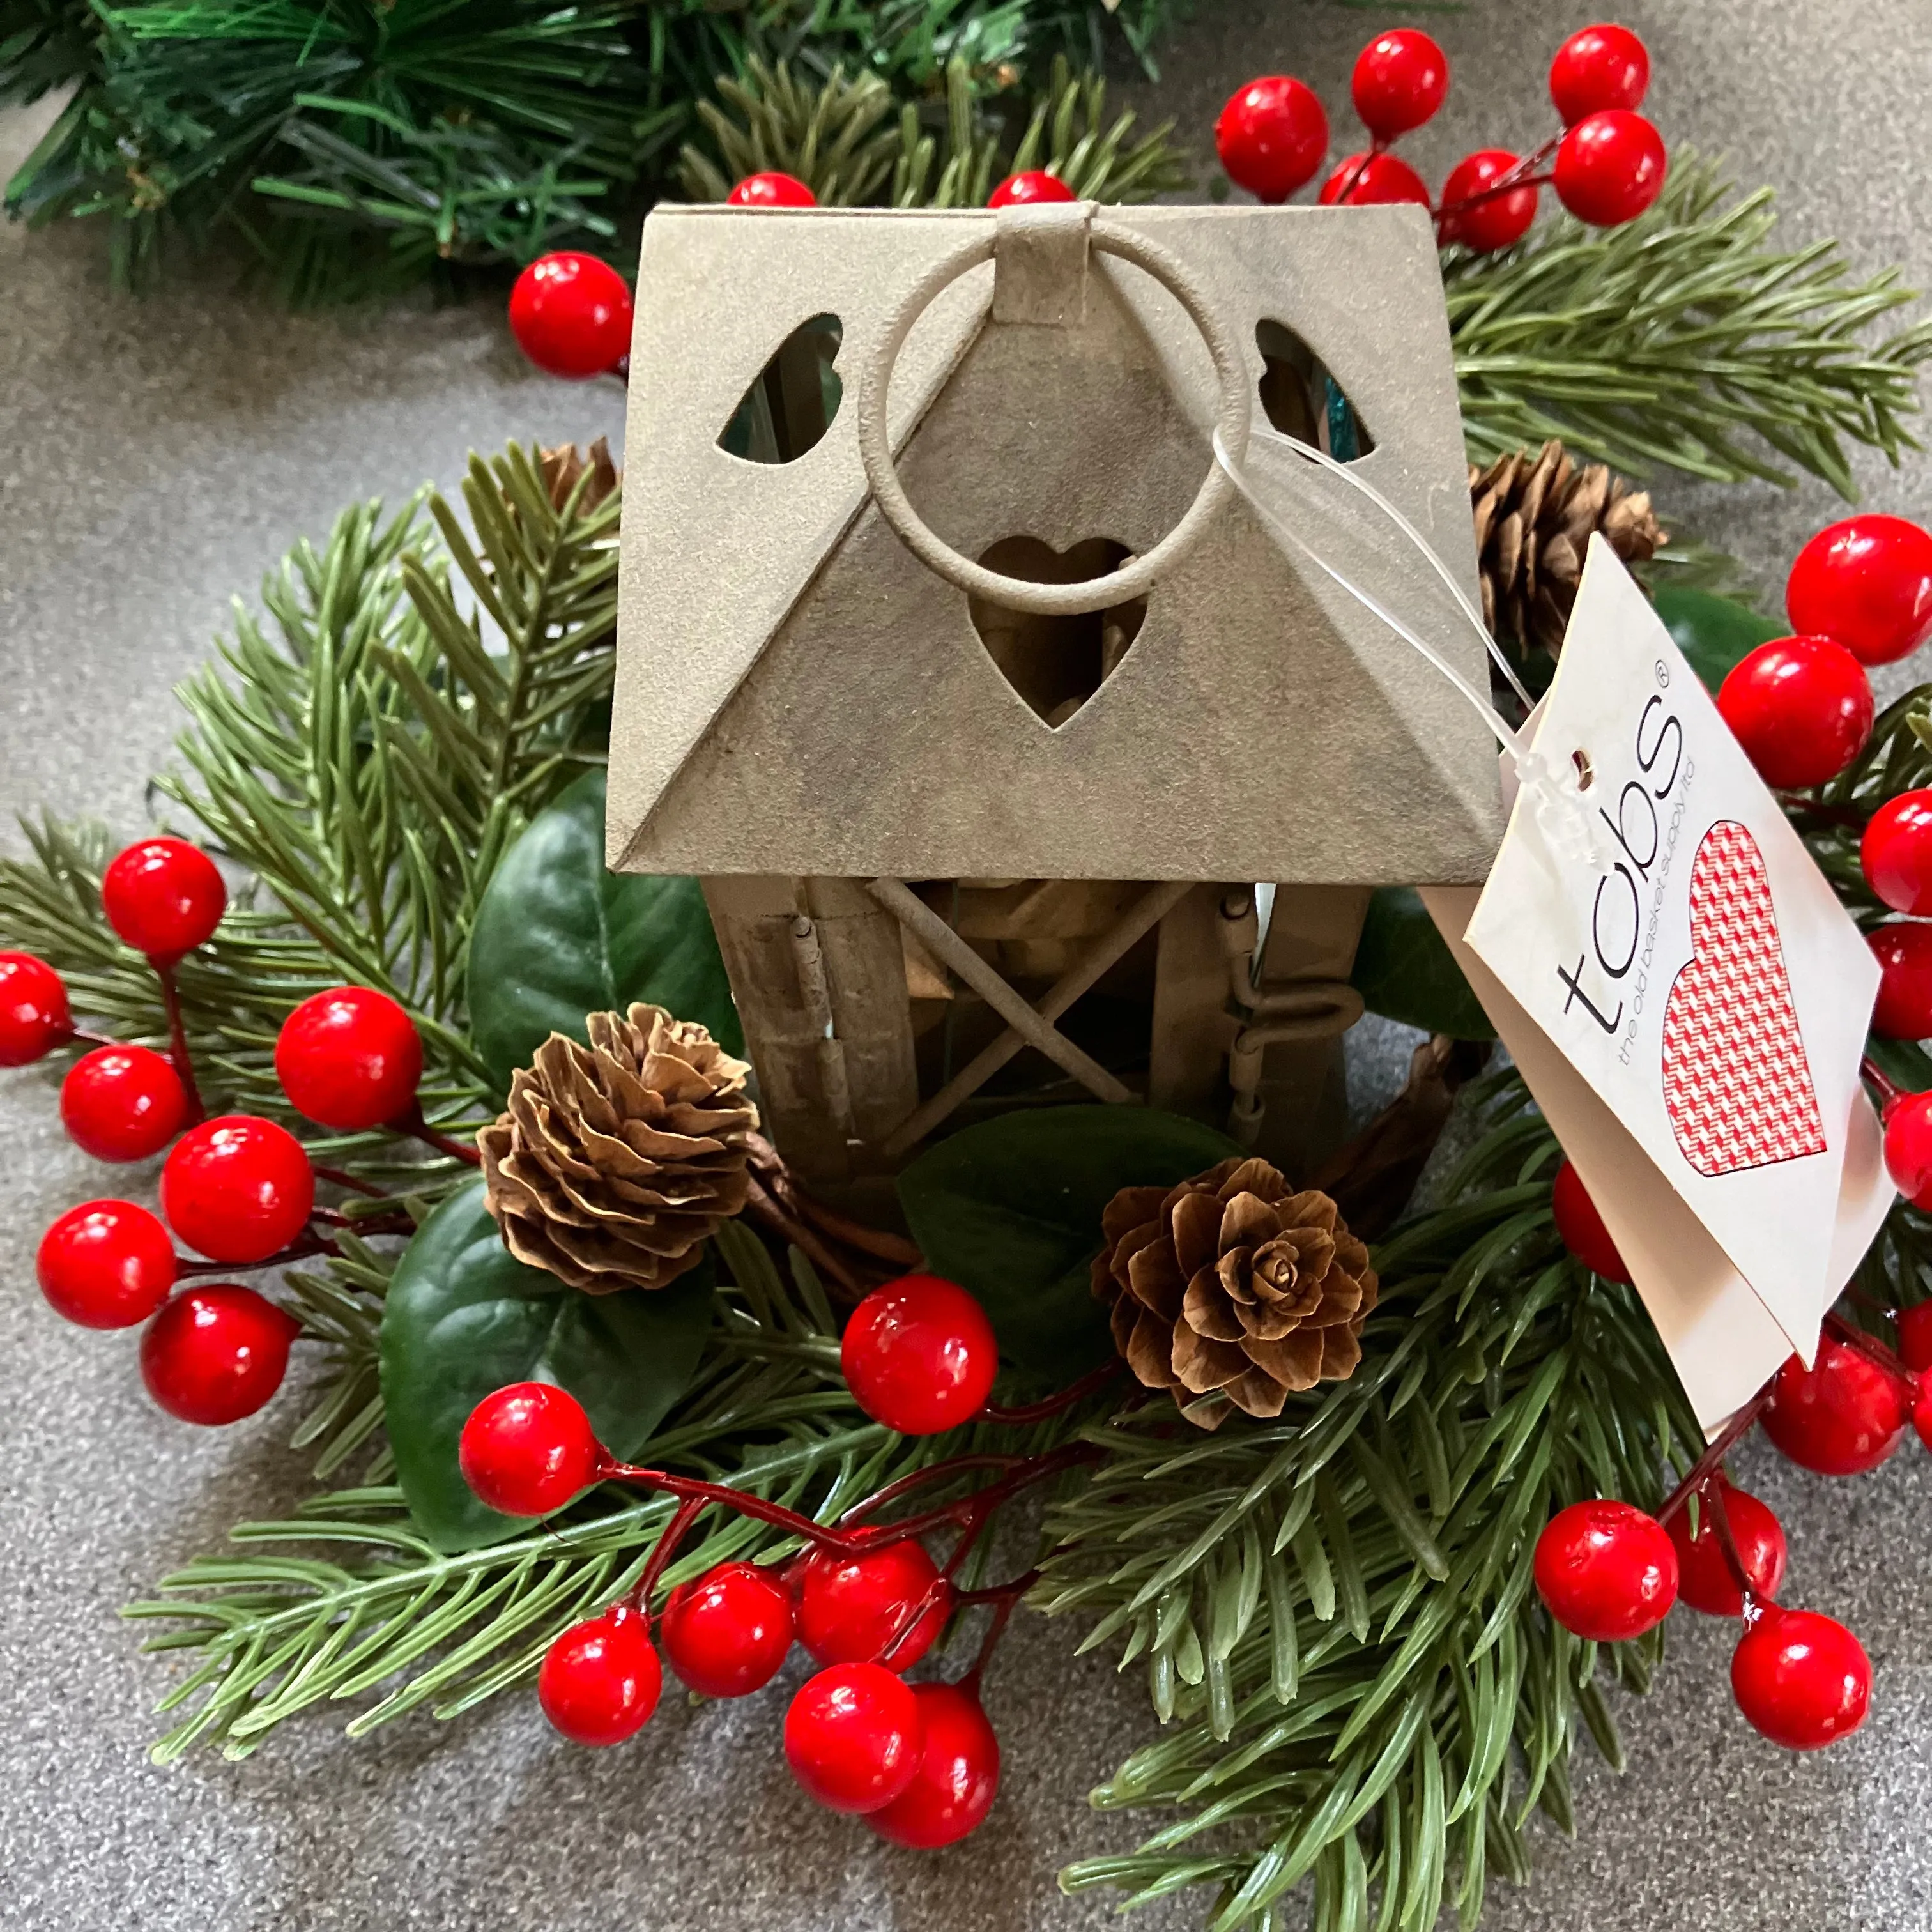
(3, 1, 1931, 1926)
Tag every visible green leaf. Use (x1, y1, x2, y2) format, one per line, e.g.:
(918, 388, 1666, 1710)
(1651, 586, 1782, 694)
(896, 1106, 1242, 1378)
(378, 1177, 717, 1552)
(466, 767, 740, 1091)
(1350, 889, 1496, 1042)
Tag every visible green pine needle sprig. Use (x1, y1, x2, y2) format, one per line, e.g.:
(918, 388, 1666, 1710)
(1449, 155, 1932, 497)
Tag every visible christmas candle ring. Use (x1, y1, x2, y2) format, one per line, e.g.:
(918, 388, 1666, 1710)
(854, 213, 1252, 617)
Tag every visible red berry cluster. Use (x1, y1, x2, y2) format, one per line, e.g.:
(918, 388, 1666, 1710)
(1213, 23, 1666, 249)
(12, 832, 449, 1429)
(1544, 1153, 1932, 1751)
(1703, 514, 1932, 1056)
(458, 1360, 1009, 1850)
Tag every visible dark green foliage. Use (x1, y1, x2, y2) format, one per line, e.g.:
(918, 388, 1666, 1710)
(1649, 585, 1783, 694)
(465, 766, 740, 1092)
(1039, 1077, 1703, 1931)
(3, 0, 1184, 293)
(1350, 889, 1494, 1043)
(896, 1105, 1242, 1377)
(1448, 156, 1932, 496)
(0, 0, 96, 101)
(379, 1178, 717, 1550)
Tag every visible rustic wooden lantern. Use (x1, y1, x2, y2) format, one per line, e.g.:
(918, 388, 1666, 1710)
(610, 201, 1503, 1195)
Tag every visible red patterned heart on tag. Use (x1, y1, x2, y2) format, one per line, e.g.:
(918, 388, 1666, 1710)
(1661, 819, 1827, 1177)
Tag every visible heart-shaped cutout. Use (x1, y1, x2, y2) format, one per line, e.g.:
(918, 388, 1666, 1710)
(1662, 820, 1827, 1177)
(968, 536, 1148, 729)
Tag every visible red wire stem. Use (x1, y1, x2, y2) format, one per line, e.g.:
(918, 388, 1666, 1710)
(151, 958, 204, 1124)
(1860, 1054, 1906, 1112)
(389, 1099, 484, 1168)
(975, 1358, 1124, 1426)
(627, 1494, 708, 1623)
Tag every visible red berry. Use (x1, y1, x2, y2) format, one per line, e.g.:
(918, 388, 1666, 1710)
(1897, 1301, 1932, 1372)
(275, 986, 424, 1131)
(1666, 1482, 1788, 1618)
(37, 1199, 176, 1329)
(726, 171, 816, 209)
(988, 170, 1076, 209)
(660, 1561, 795, 1699)
(507, 253, 633, 380)
(1552, 109, 1667, 227)
(1438, 150, 1539, 252)
(1883, 1092, 1932, 1206)
(1551, 1158, 1630, 1284)
(1549, 24, 1650, 126)
(161, 1114, 314, 1262)
(1351, 29, 1448, 142)
(1215, 76, 1330, 204)
(140, 1284, 300, 1425)
(0, 952, 71, 1065)
(1863, 790, 1932, 916)
(1869, 924, 1932, 1040)
(539, 1604, 661, 1746)
(1319, 151, 1431, 208)
(866, 1682, 1001, 1849)
(1716, 635, 1873, 789)
(783, 1662, 924, 1814)
(797, 1540, 951, 1671)
(458, 1381, 604, 1517)
(1786, 515, 1932, 667)
(841, 1273, 1000, 1436)
(1762, 1342, 1908, 1476)
(1533, 1499, 1677, 1641)
(1730, 1606, 1871, 1750)
(61, 1046, 187, 1163)
(101, 837, 226, 960)
(1915, 1380, 1932, 1455)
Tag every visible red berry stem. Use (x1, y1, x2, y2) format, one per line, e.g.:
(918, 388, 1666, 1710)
(973, 1359, 1126, 1427)
(1862, 1054, 1907, 1112)
(1698, 1476, 1765, 1610)
(175, 1234, 337, 1277)
(1655, 1387, 1775, 1525)
(1433, 132, 1562, 234)
(311, 1163, 391, 1199)
(742, 1169, 870, 1301)
(957, 1574, 1032, 1692)
(152, 959, 205, 1125)
(747, 1136, 923, 1269)
(627, 1494, 709, 1622)
(1822, 1307, 1919, 1388)
(388, 1098, 484, 1169)
(598, 1441, 1102, 1563)
(1331, 137, 1386, 210)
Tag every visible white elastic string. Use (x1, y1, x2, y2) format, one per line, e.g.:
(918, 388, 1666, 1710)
(1210, 427, 1607, 873)
(1250, 419, 1536, 712)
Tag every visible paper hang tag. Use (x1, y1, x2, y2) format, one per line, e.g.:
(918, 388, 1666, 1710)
(1438, 537, 1890, 1425)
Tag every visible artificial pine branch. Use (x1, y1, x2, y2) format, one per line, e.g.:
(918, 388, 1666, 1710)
(679, 52, 1186, 209)
(126, 1224, 1085, 1759)
(1448, 155, 1932, 497)
(1039, 1076, 1705, 1932)
(0, 443, 620, 1177)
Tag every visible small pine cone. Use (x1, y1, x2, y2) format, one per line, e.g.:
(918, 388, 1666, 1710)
(479, 1004, 758, 1293)
(1091, 1158, 1377, 1427)
(539, 437, 618, 513)
(1470, 440, 1667, 657)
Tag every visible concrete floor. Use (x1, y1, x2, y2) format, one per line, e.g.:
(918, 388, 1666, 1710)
(3, 1, 1931, 1926)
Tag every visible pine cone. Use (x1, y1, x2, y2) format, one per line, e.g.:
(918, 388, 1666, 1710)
(479, 1004, 758, 1294)
(1091, 1158, 1377, 1427)
(1471, 441, 1667, 656)
(539, 438, 618, 514)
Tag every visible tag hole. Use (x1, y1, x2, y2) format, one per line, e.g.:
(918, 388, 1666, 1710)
(1571, 749, 1595, 791)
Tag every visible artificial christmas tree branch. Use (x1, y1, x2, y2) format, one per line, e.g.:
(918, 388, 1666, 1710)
(1448, 156, 1932, 496)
